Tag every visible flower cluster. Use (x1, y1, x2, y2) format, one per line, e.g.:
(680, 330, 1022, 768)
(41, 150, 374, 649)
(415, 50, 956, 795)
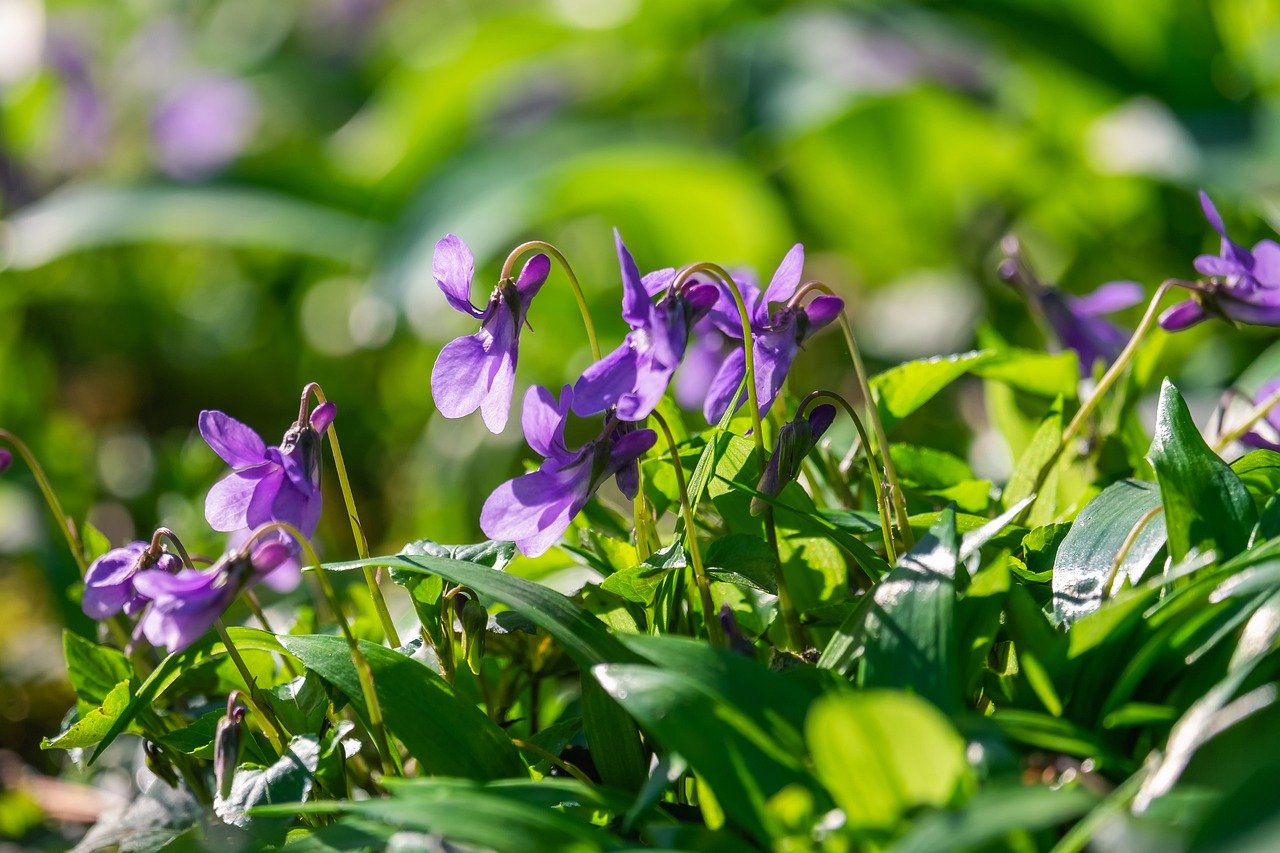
(430, 229, 846, 557)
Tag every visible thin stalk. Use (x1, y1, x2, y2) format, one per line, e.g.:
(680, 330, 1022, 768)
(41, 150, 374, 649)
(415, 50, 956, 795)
(0, 428, 86, 573)
(511, 738, 596, 786)
(650, 410, 723, 646)
(1015, 281, 1175, 524)
(786, 285, 914, 549)
(500, 241, 602, 361)
(247, 522, 398, 777)
(1213, 386, 1280, 453)
(669, 263, 766, 453)
(214, 621, 287, 754)
(798, 391, 897, 563)
(302, 383, 400, 649)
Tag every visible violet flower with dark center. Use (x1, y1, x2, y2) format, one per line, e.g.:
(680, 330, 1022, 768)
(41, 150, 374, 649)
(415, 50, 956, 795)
(481, 384, 656, 557)
(431, 234, 550, 433)
(998, 236, 1143, 376)
(200, 400, 336, 539)
(572, 231, 719, 422)
(134, 538, 295, 653)
(751, 404, 836, 515)
(701, 245, 844, 424)
(1160, 192, 1280, 331)
(82, 541, 181, 619)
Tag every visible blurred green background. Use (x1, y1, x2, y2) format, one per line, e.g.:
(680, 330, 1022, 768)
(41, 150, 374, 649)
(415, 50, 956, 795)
(2, 0, 1279, 781)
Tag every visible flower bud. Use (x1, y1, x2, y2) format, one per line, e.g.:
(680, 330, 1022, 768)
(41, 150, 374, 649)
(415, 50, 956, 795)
(460, 597, 488, 675)
(0, 448, 11, 474)
(215, 693, 247, 800)
(751, 404, 835, 515)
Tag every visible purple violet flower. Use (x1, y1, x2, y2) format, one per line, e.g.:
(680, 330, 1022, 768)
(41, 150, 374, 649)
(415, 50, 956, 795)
(572, 231, 719, 422)
(1034, 281, 1144, 376)
(1160, 192, 1280, 331)
(1238, 378, 1280, 452)
(701, 245, 844, 424)
(752, 404, 836, 515)
(82, 541, 181, 619)
(481, 384, 656, 557)
(200, 400, 336, 539)
(134, 539, 295, 653)
(431, 235, 550, 433)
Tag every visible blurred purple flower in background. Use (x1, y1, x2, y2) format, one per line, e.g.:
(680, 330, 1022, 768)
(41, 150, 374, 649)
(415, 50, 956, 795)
(573, 231, 718, 421)
(1239, 378, 1280, 451)
(1160, 192, 1280, 331)
(0, 448, 11, 474)
(1036, 281, 1144, 376)
(431, 234, 550, 433)
(701, 245, 843, 423)
(200, 400, 335, 538)
(481, 384, 656, 557)
(82, 541, 180, 619)
(151, 75, 259, 180)
(134, 539, 295, 652)
(46, 30, 110, 169)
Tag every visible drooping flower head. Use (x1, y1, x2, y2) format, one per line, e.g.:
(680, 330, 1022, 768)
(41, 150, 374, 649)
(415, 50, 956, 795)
(572, 231, 718, 422)
(1160, 192, 1280, 331)
(134, 538, 295, 653)
(999, 235, 1143, 376)
(701, 245, 843, 424)
(431, 235, 550, 433)
(751, 403, 836, 515)
(482, 384, 656, 557)
(200, 398, 336, 539)
(82, 540, 181, 619)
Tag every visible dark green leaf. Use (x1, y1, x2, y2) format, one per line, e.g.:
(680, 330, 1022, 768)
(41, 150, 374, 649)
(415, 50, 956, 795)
(64, 630, 133, 706)
(704, 533, 779, 595)
(215, 734, 321, 837)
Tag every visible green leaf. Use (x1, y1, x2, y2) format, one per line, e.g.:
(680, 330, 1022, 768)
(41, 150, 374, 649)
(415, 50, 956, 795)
(325, 554, 637, 668)
(871, 350, 994, 433)
(1148, 380, 1256, 562)
(972, 347, 1080, 399)
(1052, 480, 1166, 624)
(893, 783, 1097, 853)
(806, 691, 970, 831)
(63, 630, 133, 706)
(579, 672, 648, 793)
(1231, 449, 1280, 511)
(862, 507, 961, 713)
(598, 544, 684, 605)
(592, 661, 823, 844)
(705, 533, 779, 595)
(278, 634, 523, 780)
(41, 680, 131, 750)
(1002, 398, 1063, 522)
(216, 734, 321, 839)
(80, 522, 112, 565)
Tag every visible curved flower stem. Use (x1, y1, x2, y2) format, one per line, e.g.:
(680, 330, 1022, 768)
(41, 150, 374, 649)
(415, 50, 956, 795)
(1014, 281, 1175, 525)
(1213, 387, 1280, 454)
(302, 383, 400, 649)
(214, 621, 288, 755)
(247, 522, 399, 777)
(501, 241, 602, 361)
(669, 263, 766, 454)
(149, 527, 193, 568)
(0, 428, 86, 574)
(798, 390, 897, 564)
(649, 410, 724, 647)
(787, 283, 913, 549)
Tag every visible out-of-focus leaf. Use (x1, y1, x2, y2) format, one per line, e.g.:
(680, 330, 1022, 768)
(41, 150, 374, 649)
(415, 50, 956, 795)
(893, 783, 1098, 853)
(807, 691, 970, 831)
(2, 185, 379, 269)
(278, 634, 523, 780)
(1002, 398, 1063, 524)
(1149, 380, 1256, 562)
(1231, 449, 1280, 511)
(1052, 479, 1166, 624)
(972, 348, 1080, 399)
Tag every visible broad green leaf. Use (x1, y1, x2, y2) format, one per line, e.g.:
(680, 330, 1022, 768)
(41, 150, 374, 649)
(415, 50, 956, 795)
(278, 634, 523, 780)
(592, 662, 823, 844)
(1003, 398, 1063, 523)
(41, 680, 131, 750)
(1052, 480, 1166, 624)
(579, 672, 648, 793)
(704, 533, 778, 595)
(63, 631, 133, 707)
(599, 544, 684, 605)
(871, 350, 995, 433)
(1231, 449, 1280, 511)
(216, 734, 322, 835)
(806, 691, 970, 831)
(972, 347, 1079, 399)
(1148, 380, 1256, 562)
(862, 508, 961, 713)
